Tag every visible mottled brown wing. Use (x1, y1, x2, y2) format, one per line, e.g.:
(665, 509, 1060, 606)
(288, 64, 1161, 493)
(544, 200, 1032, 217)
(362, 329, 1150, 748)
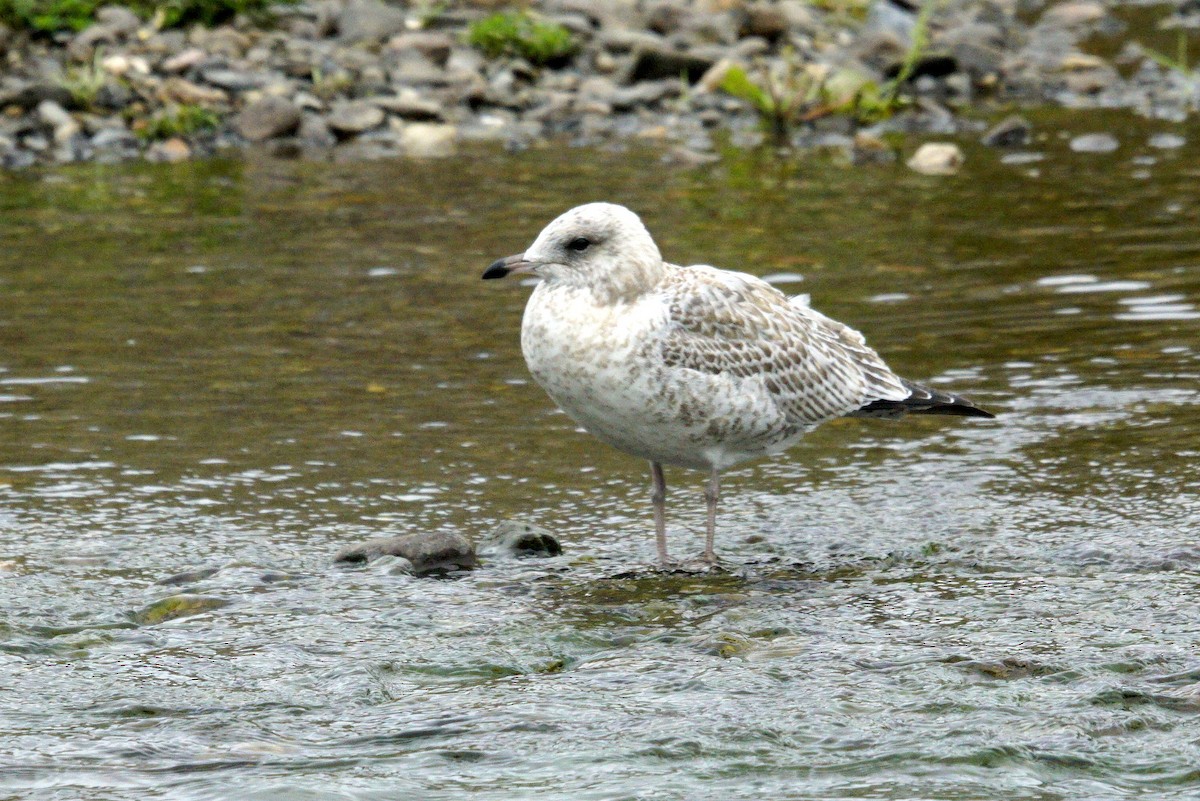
(660, 266, 908, 427)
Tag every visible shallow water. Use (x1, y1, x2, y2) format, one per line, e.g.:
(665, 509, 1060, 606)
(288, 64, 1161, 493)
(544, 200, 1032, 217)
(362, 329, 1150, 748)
(2, 112, 1200, 800)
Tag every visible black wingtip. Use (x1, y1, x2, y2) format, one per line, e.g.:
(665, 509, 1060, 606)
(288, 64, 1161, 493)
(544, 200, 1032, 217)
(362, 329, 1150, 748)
(855, 378, 996, 419)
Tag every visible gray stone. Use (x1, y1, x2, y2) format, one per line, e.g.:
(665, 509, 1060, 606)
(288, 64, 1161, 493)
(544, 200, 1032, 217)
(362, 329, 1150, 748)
(298, 113, 337, 148)
(0, 80, 74, 112)
(234, 96, 302, 141)
(91, 126, 139, 151)
(338, 0, 408, 44)
(94, 81, 133, 110)
(333, 531, 477, 574)
(981, 114, 1031, 147)
(200, 68, 269, 92)
(485, 520, 563, 557)
(371, 92, 444, 121)
(387, 31, 455, 67)
(327, 100, 385, 135)
(95, 5, 142, 35)
(736, 3, 790, 42)
(1069, 132, 1118, 153)
(627, 44, 715, 84)
(161, 48, 207, 74)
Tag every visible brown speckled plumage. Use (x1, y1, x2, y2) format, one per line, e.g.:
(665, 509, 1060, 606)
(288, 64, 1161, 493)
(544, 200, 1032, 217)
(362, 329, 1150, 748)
(483, 203, 994, 566)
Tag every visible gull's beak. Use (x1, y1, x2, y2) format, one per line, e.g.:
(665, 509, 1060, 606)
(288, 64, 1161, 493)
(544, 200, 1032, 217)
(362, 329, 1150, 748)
(482, 253, 533, 280)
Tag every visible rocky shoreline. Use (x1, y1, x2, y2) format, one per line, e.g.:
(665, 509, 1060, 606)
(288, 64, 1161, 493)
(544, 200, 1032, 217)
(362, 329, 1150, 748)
(1, 0, 1197, 170)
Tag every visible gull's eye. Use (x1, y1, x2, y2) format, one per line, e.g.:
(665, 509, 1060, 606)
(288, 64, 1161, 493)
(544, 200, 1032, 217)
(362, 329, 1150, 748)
(566, 237, 591, 252)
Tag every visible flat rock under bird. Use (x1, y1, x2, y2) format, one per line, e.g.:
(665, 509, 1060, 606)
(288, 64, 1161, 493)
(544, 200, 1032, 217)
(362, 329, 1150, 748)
(483, 203, 994, 567)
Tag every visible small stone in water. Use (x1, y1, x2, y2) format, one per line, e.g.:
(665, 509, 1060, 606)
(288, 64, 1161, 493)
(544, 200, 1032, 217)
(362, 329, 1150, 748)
(1070, 133, 1119, 153)
(485, 520, 562, 558)
(333, 530, 477, 574)
(906, 142, 964, 175)
(981, 114, 1031, 148)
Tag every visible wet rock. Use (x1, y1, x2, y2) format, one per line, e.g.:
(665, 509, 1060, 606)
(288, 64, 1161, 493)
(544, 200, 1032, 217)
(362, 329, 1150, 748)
(333, 531, 477, 574)
(906, 142, 964, 174)
(132, 594, 229, 625)
(338, 0, 408, 44)
(1069, 132, 1118, 153)
(981, 114, 1031, 147)
(957, 656, 1060, 679)
(234, 96, 302, 141)
(147, 137, 192, 163)
(327, 100, 386, 136)
(399, 122, 457, 157)
(485, 520, 563, 557)
(157, 566, 221, 586)
(627, 43, 715, 84)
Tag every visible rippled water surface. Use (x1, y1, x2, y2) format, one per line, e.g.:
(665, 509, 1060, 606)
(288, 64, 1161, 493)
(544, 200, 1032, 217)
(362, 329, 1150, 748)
(3, 113, 1200, 799)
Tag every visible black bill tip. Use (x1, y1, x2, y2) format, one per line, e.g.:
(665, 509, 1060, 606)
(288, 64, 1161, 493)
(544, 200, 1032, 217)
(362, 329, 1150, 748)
(482, 259, 510, 280)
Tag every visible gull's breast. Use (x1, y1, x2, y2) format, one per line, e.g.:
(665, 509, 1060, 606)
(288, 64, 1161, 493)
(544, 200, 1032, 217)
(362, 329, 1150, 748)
(519, 285, 799, 471)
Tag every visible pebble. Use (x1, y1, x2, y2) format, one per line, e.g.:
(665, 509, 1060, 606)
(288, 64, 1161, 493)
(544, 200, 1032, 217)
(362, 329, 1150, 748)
(234, 96, 302, 141)
(0, 0, 1188, 170)
(484, 520, 563, 558)
(327, 101, 386, 135)
(981, 114, 1032, 148)
(1070, 132, 1119, 153)
(907, 142, 965, 175)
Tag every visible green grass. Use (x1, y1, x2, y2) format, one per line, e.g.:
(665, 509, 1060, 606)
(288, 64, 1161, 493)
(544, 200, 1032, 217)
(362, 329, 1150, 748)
(58, 49, 108, 108)
(137, 103, 220, 141)
(466, 10, 577, 66)
(0, 0, 295, 34)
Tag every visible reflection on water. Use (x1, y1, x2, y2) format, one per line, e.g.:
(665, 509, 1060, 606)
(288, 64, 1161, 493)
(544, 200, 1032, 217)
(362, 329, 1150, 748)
(2, 111, 1200, 799)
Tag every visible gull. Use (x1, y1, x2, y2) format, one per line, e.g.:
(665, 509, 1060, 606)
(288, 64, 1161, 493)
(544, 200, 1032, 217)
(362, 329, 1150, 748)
(482, 203, 994, 567)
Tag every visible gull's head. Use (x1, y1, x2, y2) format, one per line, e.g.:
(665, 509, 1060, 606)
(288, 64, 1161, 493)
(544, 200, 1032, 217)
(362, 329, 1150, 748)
(482, 203, 665, 302)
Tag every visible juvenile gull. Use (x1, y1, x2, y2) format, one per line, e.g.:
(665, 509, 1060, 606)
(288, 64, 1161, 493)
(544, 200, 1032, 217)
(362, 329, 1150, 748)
(483, 203, 993, 567)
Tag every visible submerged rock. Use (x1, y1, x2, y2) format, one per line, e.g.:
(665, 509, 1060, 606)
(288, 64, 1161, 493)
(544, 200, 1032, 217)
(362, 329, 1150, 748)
(132, 594, 229, 625)
(485, 520, 563, 557)
(981, 114, 1031, 148)
(334, 531, 477, 574)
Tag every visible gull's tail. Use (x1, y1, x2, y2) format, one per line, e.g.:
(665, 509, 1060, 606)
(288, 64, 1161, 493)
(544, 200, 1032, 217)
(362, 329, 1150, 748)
(852, 378, 995, 419)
